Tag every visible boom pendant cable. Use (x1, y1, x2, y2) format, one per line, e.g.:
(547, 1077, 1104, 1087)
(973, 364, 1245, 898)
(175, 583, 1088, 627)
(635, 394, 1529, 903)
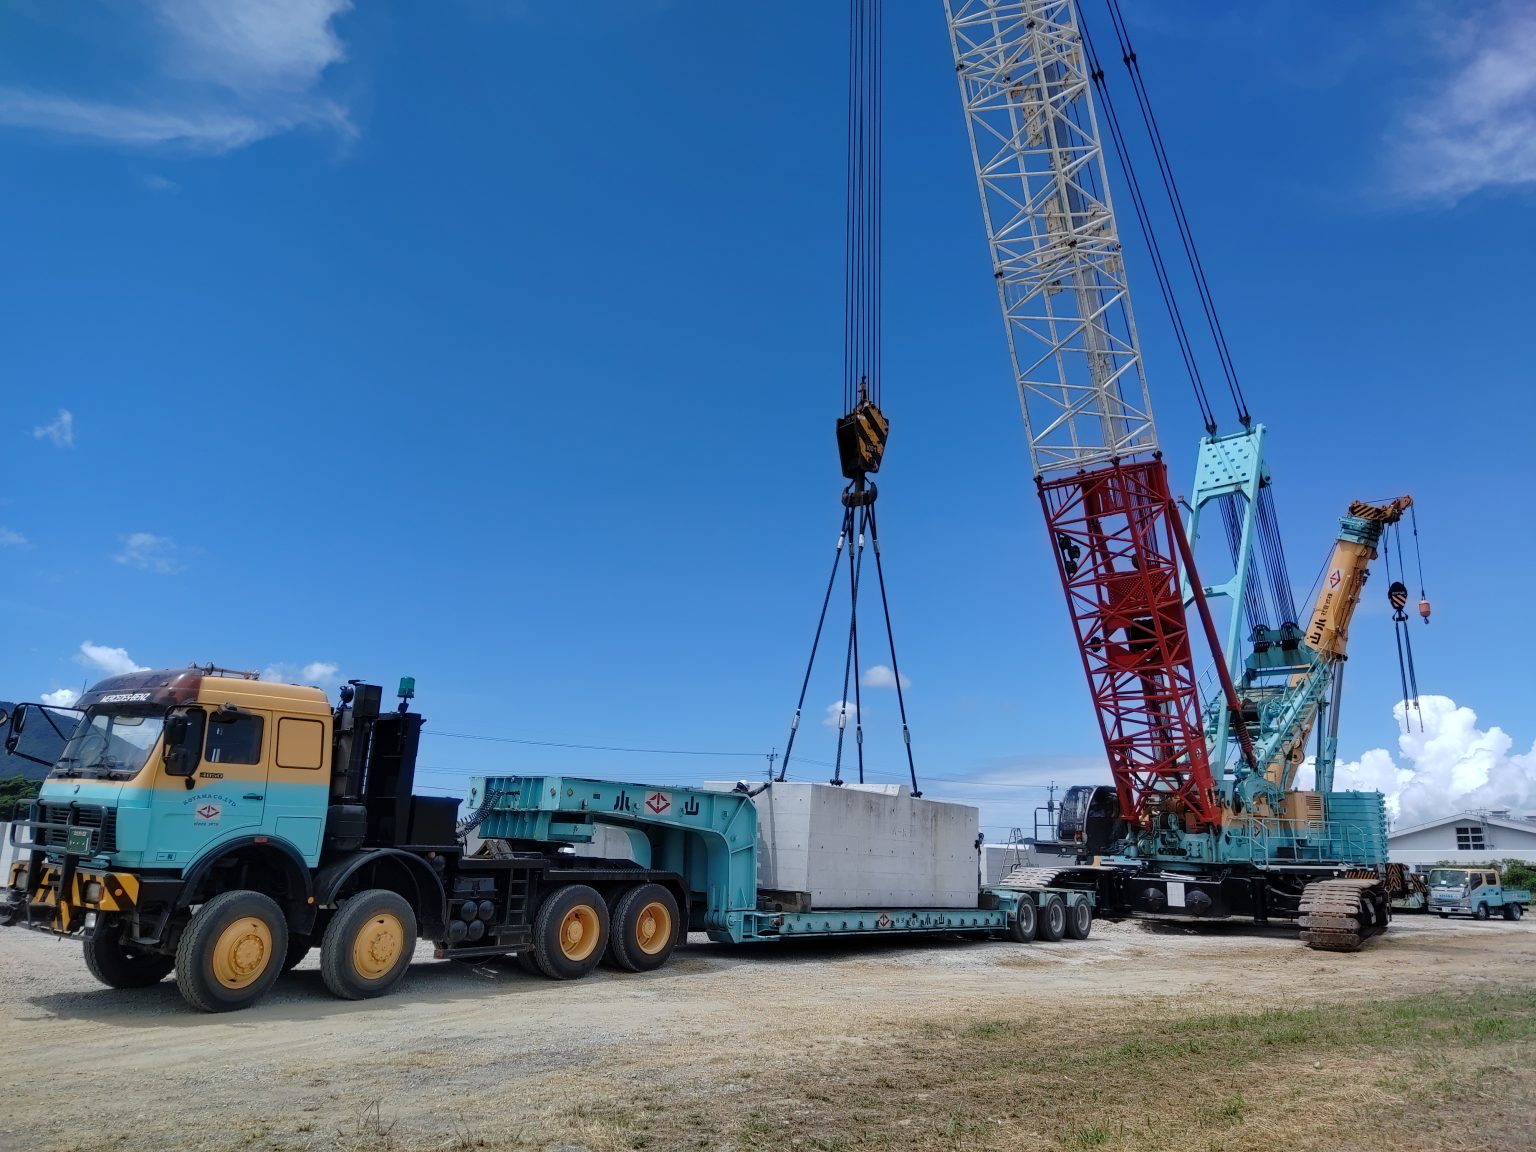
(781, 0, 920, 795)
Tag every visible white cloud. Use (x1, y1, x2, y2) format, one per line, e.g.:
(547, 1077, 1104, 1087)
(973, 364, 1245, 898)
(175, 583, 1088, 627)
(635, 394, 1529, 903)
(262, 660, 340, 686)
(143, 173, 180, 192)
(31, 409, 74, 447)
(152, 0, 351, 93)
(822, 700, 858, 729)
(0, 1, 354, 154)
(40, 688, 80, 708)
(0, 527, 29, 548)
(114, 532, 186, 574)
(78, 642, 150, 678)
(1297, 695, 1536, 828)
(1388, 2, 1536, 203)
(861, 664, 911, 691)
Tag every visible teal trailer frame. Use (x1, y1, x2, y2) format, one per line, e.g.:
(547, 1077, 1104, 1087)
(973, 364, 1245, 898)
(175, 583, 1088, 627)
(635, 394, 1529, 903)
(468, 775, 1083, 943)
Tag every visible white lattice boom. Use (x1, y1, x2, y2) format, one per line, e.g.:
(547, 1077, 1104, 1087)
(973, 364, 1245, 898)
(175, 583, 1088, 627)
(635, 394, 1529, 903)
(946, 0, 1158, 475)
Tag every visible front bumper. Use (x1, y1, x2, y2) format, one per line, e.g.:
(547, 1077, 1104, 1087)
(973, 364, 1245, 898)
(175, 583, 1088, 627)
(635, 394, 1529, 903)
(4, 860, 144, 935)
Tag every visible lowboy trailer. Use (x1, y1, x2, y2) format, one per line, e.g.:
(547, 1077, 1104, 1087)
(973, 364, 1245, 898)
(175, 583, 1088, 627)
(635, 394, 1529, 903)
(3, 667, 1090, 1012)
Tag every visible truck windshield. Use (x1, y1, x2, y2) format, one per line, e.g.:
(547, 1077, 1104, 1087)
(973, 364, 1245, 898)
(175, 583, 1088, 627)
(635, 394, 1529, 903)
(1428, 869, 1469, 887)
(54, 707, 165, 780)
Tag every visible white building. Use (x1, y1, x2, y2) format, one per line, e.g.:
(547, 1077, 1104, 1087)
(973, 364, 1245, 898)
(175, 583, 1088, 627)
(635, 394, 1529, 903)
(1389, 811, 1536, 869)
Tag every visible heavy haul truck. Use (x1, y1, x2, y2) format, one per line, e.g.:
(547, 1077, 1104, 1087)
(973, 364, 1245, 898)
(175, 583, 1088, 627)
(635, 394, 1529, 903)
(2, 666, 1089, 1012)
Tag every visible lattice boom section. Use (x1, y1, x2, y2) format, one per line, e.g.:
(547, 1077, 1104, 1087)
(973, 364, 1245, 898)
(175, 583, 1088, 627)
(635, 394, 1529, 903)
(947, 0, 1158, 475)
(1039, 460, 1220, 829)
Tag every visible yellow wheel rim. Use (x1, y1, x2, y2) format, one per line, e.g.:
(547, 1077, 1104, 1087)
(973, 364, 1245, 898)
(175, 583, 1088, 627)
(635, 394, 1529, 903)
(635, 901, 673, 956)
(212, 916, 273, 990)
(558, 905, 601, 962)
(352, 912, 406, 981)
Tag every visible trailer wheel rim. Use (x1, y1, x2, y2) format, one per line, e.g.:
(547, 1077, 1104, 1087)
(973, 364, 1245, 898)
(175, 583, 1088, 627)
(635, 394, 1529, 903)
(558, 905, 601, 962)
(353, 913, 406, 980)
(212, 916, 273, 989)
(635, 901, 673, 956)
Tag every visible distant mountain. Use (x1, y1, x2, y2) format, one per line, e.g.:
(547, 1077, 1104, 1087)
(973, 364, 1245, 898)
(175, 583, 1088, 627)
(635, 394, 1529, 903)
(0, 700, 76, 783)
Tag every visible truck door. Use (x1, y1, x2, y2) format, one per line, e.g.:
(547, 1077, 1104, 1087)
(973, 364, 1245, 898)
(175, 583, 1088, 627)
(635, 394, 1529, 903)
(146, 708, 269, 866)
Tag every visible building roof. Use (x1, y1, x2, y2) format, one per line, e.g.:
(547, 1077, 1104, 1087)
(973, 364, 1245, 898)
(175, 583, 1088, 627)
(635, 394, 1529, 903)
(1390, 810, 1536, 840)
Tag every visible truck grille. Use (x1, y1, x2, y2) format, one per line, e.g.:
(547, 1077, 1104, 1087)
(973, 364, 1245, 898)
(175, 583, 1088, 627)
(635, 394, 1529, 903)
(32, 803, 117, 854)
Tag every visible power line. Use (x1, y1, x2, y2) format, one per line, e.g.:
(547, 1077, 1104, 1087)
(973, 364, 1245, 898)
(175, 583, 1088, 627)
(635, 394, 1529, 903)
(424, 729, 763, 758)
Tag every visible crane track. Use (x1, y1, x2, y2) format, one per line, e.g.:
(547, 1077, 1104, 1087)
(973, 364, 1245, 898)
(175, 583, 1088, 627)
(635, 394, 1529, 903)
(1297, 878, 1391, 952)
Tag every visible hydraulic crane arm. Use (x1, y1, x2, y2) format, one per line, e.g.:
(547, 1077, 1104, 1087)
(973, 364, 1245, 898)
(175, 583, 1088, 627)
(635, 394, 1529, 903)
(1305, 497, 1412, 659)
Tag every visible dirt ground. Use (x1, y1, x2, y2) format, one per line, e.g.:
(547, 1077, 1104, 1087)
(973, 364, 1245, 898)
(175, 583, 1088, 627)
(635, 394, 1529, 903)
(1, 913, 1532, 1152)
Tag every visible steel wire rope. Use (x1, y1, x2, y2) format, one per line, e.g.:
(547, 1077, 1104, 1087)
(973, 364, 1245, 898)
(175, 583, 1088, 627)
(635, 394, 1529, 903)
(1104, 0, 1250, 426)
(1079, 11, 1216, 433)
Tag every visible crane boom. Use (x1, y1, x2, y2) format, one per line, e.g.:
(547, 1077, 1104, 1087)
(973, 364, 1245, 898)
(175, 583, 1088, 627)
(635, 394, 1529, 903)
(946, 0, 1227, 829)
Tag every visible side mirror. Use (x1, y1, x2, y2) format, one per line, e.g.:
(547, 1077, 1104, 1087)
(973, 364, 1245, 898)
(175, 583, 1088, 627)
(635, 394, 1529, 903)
(2, 703, 23, 755)
(162, 711, 203, 778)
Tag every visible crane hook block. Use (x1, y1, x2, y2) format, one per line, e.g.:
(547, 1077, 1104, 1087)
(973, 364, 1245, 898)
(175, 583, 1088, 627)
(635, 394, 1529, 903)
(1388, 581, 1408, 616)
(1419, 598, 1432, 624)
(836, 399, 889, 481)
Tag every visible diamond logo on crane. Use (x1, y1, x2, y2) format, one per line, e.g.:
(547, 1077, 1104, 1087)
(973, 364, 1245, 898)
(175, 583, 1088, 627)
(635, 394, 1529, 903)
(644, 791, 672, 816)
(1328, 569, 1343, 590)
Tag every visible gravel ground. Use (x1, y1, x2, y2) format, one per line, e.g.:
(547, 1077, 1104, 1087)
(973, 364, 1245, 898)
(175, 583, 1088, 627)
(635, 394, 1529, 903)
(1, 914, 1532, 1151)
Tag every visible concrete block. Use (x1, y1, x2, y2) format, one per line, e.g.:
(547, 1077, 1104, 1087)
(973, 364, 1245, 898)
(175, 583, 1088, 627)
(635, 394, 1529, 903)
(708, 781, 980, 909)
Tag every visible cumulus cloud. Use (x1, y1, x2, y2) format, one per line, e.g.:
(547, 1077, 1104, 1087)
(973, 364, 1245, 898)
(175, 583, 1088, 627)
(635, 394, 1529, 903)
(1387, 2, 1536, 203)
(40, 688, 81, 708)
(31, 409, 74, 447)
(861, 664, 911, 691)
(262, 660, 340, 686)
(0, 527, 29, 548)
(114, 532, 186, 574)
(0, 0, 354, 153)
(78, 642, 150, 678)
(822, 700, 858, 729)
(1297, 696, 1536, 828)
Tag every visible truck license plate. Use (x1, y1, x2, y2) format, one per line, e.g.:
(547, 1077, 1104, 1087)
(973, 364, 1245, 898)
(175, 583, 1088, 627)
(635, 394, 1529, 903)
(66, 828, 91, 854)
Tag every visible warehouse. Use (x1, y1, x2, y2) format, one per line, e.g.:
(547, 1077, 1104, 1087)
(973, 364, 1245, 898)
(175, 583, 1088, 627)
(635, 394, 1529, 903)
(1389, 811, 1536, 867)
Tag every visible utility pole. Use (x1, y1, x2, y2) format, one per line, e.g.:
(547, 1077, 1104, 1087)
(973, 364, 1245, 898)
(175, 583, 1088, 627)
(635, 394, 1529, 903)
(765, 748, 779, 783)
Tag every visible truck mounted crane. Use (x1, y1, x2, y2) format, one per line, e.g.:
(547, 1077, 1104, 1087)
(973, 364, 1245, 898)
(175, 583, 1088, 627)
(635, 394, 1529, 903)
(945, 0, 1402, 949)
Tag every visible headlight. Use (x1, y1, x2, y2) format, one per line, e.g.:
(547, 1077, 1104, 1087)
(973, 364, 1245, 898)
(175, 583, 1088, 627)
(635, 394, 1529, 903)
(83, 881, 104, 904)
(11, 866, 28, 890)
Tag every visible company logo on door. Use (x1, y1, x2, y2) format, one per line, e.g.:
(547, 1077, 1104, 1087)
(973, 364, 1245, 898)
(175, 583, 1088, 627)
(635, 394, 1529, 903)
(185, 792, 237, 825)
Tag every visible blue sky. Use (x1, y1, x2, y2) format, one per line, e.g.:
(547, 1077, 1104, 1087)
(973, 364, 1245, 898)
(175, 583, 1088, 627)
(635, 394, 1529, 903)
(4, 1, 1534, 837)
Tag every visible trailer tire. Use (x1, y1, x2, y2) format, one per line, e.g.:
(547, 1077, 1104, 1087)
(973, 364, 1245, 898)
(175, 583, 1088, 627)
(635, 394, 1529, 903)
(175, 890, 288, 1013)
(321, 889, 417, 1001)
(1064, 898, 1093, 940)
(83, 925, 175, 989)
(1037, 894, 1067, 942)
(1005, 898, 1036, 943)
(532, 884, 609, 980)
(1475, 903, 1490, 921)
(608, 884, 679, 973)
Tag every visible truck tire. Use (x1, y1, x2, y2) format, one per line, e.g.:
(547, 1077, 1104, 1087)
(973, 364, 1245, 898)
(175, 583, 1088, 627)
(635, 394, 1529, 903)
(1438, 912, 1449, 919)
(608, 883, 679, 973)
(321, 889, 417, 1001)
(1475, 903, 1490, 921)
(1503, 904, 1523, 921)
(532, 884, 609, 980)
(281, 934, 312, 974)
(1005, 898, 1037, 943)
(1064, 897, 1093, 940)
(1037, 894, 1067, 942)
(175, 890, 288, 1013)
(83, 925, 175, 989)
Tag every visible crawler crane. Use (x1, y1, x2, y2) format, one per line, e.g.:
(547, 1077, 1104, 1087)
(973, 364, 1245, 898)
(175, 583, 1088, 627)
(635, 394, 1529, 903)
(945, 0, 1409, 948)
